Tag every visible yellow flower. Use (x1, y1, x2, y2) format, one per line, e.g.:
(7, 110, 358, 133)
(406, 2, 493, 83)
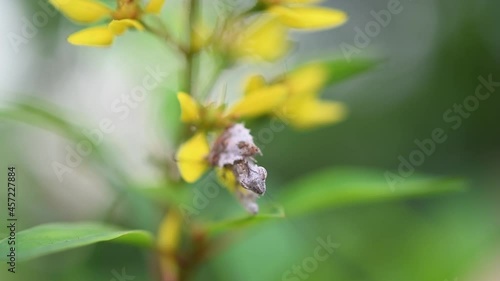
(157, 209, 182, 280)
(232, 16, 289, 61)
(260, 0, 348, 30)
(176, 131, 210, 183)
(175, 62, 347, 182)
(49, 0, 166, 47)
(278, 93, 347, 129)
(216, 167, 238, 192)
(244, 63, 347, 129)
(175, 90, 286, 183)
(227, 84, 288, 118)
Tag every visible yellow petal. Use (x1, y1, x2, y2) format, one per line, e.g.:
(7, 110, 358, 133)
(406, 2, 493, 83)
(145, 0, 166, 14)
(67, 26, 114, 47)
(157, 210, 182, 252)
(228, 84, 288, 118)
(286, 63, 328, 96)
(281, 98, 347, 129)
(108, 19, 145, 35)
(269, 6, 347, 29)
(244, 75, 266, 95)
(49, 0, 112, 24)
(176, 132, 210, 183)
(177, 92, 200, 123)
(235, 16, 289, 61)
(216, 167, 238, 192)
(157, 209, 181, 280)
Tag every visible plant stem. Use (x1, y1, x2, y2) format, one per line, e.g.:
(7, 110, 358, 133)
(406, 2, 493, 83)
(141, 19, 188, 55)
(200, 55, 228, 101)
(185, 0, 198, 94)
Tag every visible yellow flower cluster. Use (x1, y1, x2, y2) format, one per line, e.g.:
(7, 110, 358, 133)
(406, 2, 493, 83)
(244, 63, 347, 129)
(263, 0, 347, 29)
(50, 0, 351, 213)
(176, 61, 346, 185)
(49, 0, 165, 46)
(51, 0, 347, 58)
(230, 0, 348, 61)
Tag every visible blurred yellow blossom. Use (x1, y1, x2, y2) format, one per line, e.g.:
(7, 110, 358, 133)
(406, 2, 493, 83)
(259, 0, 348, 29)
(176, 131, 210, 183)
(232, 16, 289, 61)
(175, 107, 267, 213)
(244, 63, 347, 129)
(175, 89, 282, 213)
(175, 90, 286, 184)
(49, 0, 166, 47)
(175, 62, 347, 184)
(157, 208, 182, 281)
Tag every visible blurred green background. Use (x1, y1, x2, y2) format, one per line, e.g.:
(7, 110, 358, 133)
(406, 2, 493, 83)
(1, 0, 499, 281)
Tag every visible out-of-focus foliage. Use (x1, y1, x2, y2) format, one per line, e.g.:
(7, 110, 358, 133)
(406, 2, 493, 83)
(0, 0, 499, 281)
(0, 222, 153, 261)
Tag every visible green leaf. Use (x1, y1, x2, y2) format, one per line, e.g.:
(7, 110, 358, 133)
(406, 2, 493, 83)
(281, 167, 466, 217)
(323, 58, 380, 85)
(0, 98, 161, 229)
(205, 205, 285, 236)
(0, 222, 154, 261)
(0, 99, 85, 141)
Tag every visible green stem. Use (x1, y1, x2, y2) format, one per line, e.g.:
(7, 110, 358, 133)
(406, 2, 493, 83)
(185, 0, 199, 94)
(200, 55, 228, 101)
(141, 18, 187, 55)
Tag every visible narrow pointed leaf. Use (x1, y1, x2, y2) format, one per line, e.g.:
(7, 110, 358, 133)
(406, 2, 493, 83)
(206, 206, 285, 236)
(0, 222, 154, 261)
(323, 58, 381, 85)
(281, 167, 466, 217)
